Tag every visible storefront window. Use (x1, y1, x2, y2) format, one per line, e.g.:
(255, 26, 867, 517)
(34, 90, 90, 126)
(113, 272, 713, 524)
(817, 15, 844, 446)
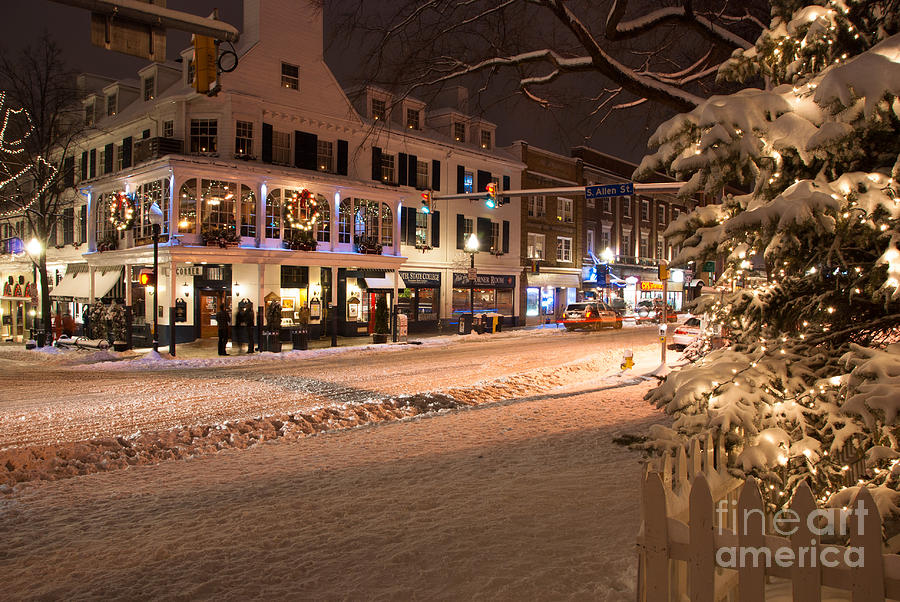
(316, 194, 330, 243)
(201, 179, 237, 230)
(381, 204, 393, 247)
(540, 287, 555, 315)
(339, 199, 352, 243)
(265, 189, 281, 239)
(178, 179, 197, 233)
(526, 287, 540, 316)
(241, 185, 256, 238)
(417, 288, 435, 321)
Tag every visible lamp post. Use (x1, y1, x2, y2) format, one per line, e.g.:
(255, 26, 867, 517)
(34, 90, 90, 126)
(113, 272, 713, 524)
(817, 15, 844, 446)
(149, 202, 164, 353)
(465, 232, 479, 326)
(26, 237, 43, 345)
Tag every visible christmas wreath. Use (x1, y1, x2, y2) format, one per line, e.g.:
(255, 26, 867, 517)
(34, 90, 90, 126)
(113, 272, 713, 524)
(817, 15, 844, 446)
(108, 191, 135, 231)
(283, 189, 320, 232)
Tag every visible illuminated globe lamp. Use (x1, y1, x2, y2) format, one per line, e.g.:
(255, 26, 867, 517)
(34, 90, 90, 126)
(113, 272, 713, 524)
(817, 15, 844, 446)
(149, 201, 164, 353)
(465, 232, 480, 325)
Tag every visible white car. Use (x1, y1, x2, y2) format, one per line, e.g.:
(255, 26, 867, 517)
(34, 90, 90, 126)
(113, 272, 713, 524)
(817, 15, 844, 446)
(671, 317, 702, 348)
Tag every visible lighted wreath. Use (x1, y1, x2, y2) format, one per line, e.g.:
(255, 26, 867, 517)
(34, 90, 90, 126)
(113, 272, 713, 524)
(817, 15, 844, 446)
(283, 189, 320, 232)
(108, 191, 135, 231)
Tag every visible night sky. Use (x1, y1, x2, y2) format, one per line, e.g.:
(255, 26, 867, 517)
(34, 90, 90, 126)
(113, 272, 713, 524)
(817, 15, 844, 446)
(1, 0, 663, 162)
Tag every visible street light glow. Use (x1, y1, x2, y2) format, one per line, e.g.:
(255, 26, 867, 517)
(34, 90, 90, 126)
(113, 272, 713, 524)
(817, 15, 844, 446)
(601, 247, 614, 263)
(465, 232, 479, 253)
(26, 237, 42, 256)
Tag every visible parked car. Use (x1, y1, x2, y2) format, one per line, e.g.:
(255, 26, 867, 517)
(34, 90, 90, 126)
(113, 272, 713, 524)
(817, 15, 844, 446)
(671, 317, 702, 348)
(636, 299, 678, 322)
(560, 302, 622, 330)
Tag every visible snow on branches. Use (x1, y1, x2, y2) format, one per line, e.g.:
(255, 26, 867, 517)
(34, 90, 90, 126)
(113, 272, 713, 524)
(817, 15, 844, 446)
(639, 1, 900, 526)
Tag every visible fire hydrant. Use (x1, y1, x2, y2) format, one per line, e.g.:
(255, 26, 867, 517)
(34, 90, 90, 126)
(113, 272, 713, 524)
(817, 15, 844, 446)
(621, 348, 634, 370)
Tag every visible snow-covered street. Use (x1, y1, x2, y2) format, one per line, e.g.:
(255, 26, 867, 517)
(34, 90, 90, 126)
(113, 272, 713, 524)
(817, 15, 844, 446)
(0, 327, 670, 599)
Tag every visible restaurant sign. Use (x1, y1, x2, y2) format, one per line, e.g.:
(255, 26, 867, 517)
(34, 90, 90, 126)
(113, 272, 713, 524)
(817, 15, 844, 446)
(452, 273, 516, 288)
(399, 270, 441, 287)
(640, 281, 664, 291)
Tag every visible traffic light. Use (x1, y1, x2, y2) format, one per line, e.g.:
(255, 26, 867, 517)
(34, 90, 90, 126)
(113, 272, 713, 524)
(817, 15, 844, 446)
(421, 190, 431, 214)
(138, 269, 156, 288)
(658, 261, 670, 281)
(193, 34, 217, 94)
(485, 182, 497, 209)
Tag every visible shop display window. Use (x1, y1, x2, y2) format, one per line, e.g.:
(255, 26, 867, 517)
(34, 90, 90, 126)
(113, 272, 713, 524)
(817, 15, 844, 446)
(526, 287, 540, 316)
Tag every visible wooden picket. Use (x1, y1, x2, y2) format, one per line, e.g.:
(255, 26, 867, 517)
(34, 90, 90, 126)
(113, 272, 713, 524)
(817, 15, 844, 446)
(636, 436, 900, 601)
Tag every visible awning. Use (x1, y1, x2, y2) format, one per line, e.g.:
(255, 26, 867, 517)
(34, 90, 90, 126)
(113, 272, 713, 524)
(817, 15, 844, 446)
(50, 268, 122, 300)
(364, 275, 406, 290)
(526, 272, 581, 288)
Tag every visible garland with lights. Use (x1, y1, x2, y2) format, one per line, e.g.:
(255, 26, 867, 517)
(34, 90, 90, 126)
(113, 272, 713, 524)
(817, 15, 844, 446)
(108, 191, 135, 231)
(283, 189, 319, 232)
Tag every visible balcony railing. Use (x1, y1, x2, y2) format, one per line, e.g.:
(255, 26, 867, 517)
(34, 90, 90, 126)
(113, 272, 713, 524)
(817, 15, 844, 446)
(133, 137, 184, 165)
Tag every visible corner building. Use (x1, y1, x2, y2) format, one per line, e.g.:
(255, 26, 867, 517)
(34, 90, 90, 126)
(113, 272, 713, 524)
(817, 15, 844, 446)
(44, 0, 523, 344)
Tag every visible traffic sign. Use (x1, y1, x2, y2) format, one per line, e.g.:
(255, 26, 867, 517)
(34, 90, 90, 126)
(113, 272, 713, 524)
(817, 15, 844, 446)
(585, 182, 634, 199)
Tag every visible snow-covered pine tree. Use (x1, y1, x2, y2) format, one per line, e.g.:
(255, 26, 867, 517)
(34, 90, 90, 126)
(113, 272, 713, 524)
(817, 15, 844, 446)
(637, 0, 900, 524)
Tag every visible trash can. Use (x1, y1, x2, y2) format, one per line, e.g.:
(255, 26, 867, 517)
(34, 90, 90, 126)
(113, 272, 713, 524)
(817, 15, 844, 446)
(33, 329, 47, 347)
(261, 331, 282, 352)
(292, 328, 308, 350)
(457, 314, 474, 335)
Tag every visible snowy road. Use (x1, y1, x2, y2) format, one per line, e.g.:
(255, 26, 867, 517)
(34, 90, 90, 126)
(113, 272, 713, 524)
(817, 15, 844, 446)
(0, 368, 666, 600)
(0, 326, 656, 449)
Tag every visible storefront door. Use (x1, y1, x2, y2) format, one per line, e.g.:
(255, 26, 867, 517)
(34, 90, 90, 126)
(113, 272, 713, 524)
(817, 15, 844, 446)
(199, 291, 226, 338)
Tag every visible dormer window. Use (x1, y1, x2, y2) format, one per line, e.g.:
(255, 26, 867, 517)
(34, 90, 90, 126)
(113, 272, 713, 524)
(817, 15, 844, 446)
(143, 75, 155, 101)
(187, 59, 195, 86)
(480, 130, 492, 150)
(106, 93, 117, 117)
(372, 98, 386, 121)
(453, 122, 466, 143)
(281, 62, 299, 90)
(84, 102, 94, 127)
(406, 108, 420, 130)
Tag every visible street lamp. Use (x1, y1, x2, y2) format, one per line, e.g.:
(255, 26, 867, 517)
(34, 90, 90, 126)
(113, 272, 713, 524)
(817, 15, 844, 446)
(149, 201, 164, 353)
(465, 232, 479, 324)
(600, 247, 615, 264)
(26, 237, 43, 345)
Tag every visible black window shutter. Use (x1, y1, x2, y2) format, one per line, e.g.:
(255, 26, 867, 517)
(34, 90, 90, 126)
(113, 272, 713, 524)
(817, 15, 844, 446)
(295, 131, 317, 170)
(337, 140, 348, 175)
(408, 154, 418, 188)
(80, 205, 87, 243)
(261, 123, 273, 163)
(80, 151, 88, 180)
(122, 137, 132, 169)
(477, 217, 491, 249)
(104, 143, 113, 174)
(432, 159, 441, 191)
(456, 214, 465, 249)
(502, 175, 510, 204)
(399, 207, 410, 244)
(456, 165, 465, 193)
(405, 207, 417, 245)
(372, 147, 382, 181)
(63, 156, 74, 188)
(431, 211, 440, 248)
(398, 152, 408, 186)
(477, 170, 491, 192)
(89, 148, 96, 178)
(502, 220, 510, 254)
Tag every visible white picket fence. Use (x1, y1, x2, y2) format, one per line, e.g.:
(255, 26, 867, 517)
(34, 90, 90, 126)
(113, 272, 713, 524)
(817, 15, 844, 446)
(636, 433, 900, 601)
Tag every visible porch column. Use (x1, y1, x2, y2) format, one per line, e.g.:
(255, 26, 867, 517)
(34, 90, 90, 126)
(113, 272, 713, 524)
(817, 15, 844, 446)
(124, 263, 133, 349)
(258, 183, 267, 248)
(86, 190, 97, 253)
(89, 265, 96, 303)
(169, 172, 179, 239)
(257, 263, 265, 340)
(394, 200, 402, 256)
(330, 191, 339, 252)
(169, 260, 177, 355)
